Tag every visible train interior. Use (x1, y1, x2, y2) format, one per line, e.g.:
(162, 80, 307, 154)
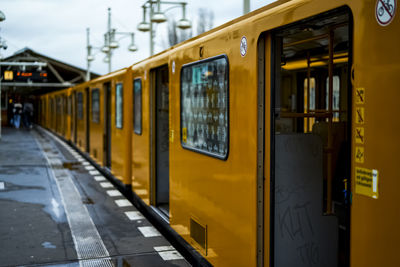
(271, 8, 351, 267)
(151, 65, 170, 218)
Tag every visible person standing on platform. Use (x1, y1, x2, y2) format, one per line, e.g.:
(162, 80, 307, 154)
(23, 100, 33, 129)
(12, 100, 22, 129)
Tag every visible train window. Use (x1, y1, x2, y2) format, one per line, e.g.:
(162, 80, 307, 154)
(180, 55, 229, 159)
(77, 92, 83, 120)
(91, 89, 100, 123)
(133, 78, 142, 135)
(115, 83, 123, 129)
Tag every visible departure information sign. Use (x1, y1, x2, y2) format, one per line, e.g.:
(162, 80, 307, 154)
(1, 70, 48, 82)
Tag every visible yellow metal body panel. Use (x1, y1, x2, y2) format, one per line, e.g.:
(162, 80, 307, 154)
(130, 53, 172, 205)
(88, 69, 132, 185)
(88, 85, 103, 165)
(131, 67, 151, 204)
(74, 84, 87, 151)
(349, 0, 400, 266)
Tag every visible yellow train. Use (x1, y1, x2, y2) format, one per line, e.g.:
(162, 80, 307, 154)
(38, 0, 400, 266)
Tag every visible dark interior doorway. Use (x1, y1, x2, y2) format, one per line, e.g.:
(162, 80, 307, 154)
(152, 65, 170, 217)
(270, 8, 352, 267)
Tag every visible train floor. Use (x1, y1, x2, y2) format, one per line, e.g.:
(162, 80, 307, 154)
(0, 127, 190, 267)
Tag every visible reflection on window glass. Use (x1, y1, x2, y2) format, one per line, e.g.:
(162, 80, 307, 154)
(326, 76, 340, 121)
(116, 83, 123, 129)
(77, 92, 83, 120)
(181, 56, 229, 159)
(133, 79, 142, 135)
(91, 89, 100, 123)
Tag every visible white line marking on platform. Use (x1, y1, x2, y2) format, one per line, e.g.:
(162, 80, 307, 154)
(138, 226, 161, 237)
(77, 158, 84, 162)
(125, 211, 144, 221)
(89, 170, 100, 175)
(34, 130, 112, 266)
(0, 182, 4, 190)
(85, 166, 95, 170)
(106, 190, 122, 197)
(82, 162, 90, 166)
(158, 250, 184, 261)
(100, 182, 113, 188)
(94, 176, 106, 181)
(154, 246, 174, 252)
(115, 199, 132, 207)
(154, 246, 184, 261)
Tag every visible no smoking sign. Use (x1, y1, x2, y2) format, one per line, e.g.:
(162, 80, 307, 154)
(376, 0, 397, 26)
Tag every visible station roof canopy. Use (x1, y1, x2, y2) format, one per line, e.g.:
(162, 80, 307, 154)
(1, 47, 99, 95)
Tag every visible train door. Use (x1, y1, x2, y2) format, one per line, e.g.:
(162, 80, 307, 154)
(69, 95, 73, 139)
(63, 95, 67, 136)
(73, 92, 77, 144)
(85, 87, 90, 153)
(262, 8, 352, 267)
(151, 65, 170, 217)
(103, 82, 112, 168)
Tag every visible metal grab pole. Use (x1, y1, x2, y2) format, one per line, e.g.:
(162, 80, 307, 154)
(326, 29, 334, 214)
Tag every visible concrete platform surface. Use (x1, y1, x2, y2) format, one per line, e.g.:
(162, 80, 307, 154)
(0, 127, 190, 267)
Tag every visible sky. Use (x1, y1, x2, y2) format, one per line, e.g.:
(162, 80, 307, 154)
(0, 0, 277, 75)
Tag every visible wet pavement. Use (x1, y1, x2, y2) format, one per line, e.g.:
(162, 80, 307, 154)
(0, 127, 190, 267)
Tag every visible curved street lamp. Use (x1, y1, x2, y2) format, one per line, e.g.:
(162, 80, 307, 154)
(138, 0, 191, 56)
(86, 7, 139, 78)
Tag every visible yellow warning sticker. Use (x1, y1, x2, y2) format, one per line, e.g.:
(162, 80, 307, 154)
(355, 146, 364, 163)
(182, 128, 187, 143)
(355, 127, 365, 144)
(356, 107, 365, 125)
(355, 167, 379, 199)
(355, 88, 365, 104)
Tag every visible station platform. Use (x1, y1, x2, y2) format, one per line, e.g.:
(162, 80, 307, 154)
(0, 127, 191, 267)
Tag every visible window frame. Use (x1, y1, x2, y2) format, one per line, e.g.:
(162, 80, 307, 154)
(91, 88, 100, 123)
(179, 54, 230, 160)
(115, 82, 123, 129)
(133, 78, 142, 135)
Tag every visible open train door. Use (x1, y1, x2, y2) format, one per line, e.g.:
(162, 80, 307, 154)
(259, 7, 353, 267)
(150, 65, 170, 218)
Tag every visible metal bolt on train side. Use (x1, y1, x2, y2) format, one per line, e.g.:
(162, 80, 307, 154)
(38, 0, 400, 266)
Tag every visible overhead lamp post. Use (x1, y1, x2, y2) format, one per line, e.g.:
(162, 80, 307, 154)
(137, 0, 191, 56)
(86, 7, 138, 78)
(243, 0, 250, 14)
(0, 10, 6, 140)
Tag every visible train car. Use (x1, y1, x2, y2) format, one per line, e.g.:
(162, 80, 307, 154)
(132, 0, 398, 266)
(130, 49, 173, 212)
(86, 68, 133, 187)
(39, 0, 400, 266)
(71, 82, 90, 152)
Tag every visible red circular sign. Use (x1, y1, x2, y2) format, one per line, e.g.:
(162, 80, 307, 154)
(376, 0, 397, 26)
